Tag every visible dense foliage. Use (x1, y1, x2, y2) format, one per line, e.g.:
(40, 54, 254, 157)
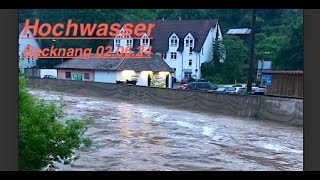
(19, 9, 303, 82)
(202, 35, 248, 84)
(19, 76, 91, 171)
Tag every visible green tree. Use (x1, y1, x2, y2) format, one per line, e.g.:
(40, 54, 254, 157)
(19, 9, 303, 71)
(37, 58, 66, 69)
(212, 28, 223, 64)
(202, 35, 248, 84)
(274, 22, 303, 70)
(19, 76, 91, 171)
(255, 35, 289, 62)
(223, 35, 249, 83)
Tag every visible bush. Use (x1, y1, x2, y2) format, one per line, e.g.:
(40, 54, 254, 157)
(19, 76, 91, 171)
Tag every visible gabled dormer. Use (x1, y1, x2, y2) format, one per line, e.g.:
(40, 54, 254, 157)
(120, 28, 129, 36)
(184, 33, 194, 47)
(114, 33, 122, 48)
(169, 33, 179, 47)
(184, 33, 194, 55)
(114, 28, 133, 52)
(140, 33, 150, 47)
(120, 28, 133, 47)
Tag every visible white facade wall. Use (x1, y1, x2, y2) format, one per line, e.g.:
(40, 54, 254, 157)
(163, 52, 183, 82)
(136, 71, 150, 86)
(111, 23, 223, 83)
(161, 25, 222, 82)
(19, 29, 40, 73)
(94, 71, 120, 83)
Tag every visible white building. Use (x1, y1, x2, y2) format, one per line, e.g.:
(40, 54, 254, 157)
(18, 23, 41, 73)
(55, 55, 174, 88)
(111, 19, 223, 82)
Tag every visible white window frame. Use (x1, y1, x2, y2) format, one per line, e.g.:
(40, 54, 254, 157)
(185, 35, 194, 47)
(184, 71, 192, 78)
(171, 52, 177, 60)
(127, 39, 133, 46)
(189, 47, 193, 55)
(115, 39, 120, 47)
(140, 33, 150, 47)
(189, 39, 194, 47)
(162, 53, 167, 59)
(142, 39, 149, 46)
(114, 33, 124, 48)
(170, 35, 178, 47)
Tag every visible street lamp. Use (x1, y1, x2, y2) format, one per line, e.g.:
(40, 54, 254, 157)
(52, 39, 63, 63)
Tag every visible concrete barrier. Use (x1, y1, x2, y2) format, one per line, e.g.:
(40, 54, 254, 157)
(26, 78, 303, 126)
(258, 96, 303, 125)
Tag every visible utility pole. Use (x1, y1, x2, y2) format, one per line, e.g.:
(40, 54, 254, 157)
(246, 9, 256, 92)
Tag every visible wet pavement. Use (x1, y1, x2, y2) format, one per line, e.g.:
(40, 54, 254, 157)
(29, 89, 303, 171)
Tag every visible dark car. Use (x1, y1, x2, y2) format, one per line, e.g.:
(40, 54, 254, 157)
(43, 75, 56, 79)
(186, 82, 218, 92)
(181, 77, 196, 84)
(195, 79, 209, 82)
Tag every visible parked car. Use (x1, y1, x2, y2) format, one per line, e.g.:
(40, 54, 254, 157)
(214, 87, 227, 93)
(252, 87, 265, 95)
(177, 83, 188, 90)
(225, 87, 246, 94)
(252, 87, 259, 92)
(186, 82, 218, 92)
(181, 77, 196, 84)
(195, 79, 209, 82)
(43, 75, 56, 79)
(237, 87, 246, 94)
(126, 79, 137, 85)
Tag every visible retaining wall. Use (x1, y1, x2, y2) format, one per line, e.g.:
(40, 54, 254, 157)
(26, 78, 303, 126)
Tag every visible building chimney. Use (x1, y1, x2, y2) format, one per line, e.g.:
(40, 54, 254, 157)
(162, 17, 164, 21)
(179, 17, 181, 21)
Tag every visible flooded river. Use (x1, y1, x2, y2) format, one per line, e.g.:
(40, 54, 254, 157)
(29, 89, 303, 171)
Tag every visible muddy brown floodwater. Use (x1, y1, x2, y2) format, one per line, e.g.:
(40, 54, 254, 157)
(29, 89, 303, 171)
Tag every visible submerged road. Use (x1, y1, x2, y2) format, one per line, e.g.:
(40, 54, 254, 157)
(29, 89, 303, 171)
